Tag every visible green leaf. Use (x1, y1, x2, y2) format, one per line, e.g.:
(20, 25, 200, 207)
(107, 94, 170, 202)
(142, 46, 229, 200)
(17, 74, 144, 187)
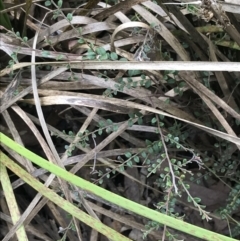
(22, 36, 28, 42)
(52, 11, 60, 19)
(45, 0, 51, 6)
(235, 119, 240, 126)
(153, 143, 159, 152)
(145, 80, 151, 88)
(164, 167, 169, 172)
(125, 78, 131, 84)
(214, 143, 219, 148)
(134, 156, 140, 163)
(158, 141, 162, 148)
(174, 137, 179, 142)
(125, 152, 132, 158)
(128, 69, 141, 76)
(110, 52, 118, 60)
(151, 117, 157, 124)
(167, 78, 176, 84)
(128, 112, 135, 118)
(146, 159, 151, 164)
(11, 52, 18, 62)
(127, 160, 133, 167)
(56, 54, 64, 60)
(96, 47, 106, 55)
(145, 139, 152, 146)
(87, 49, 96, 55)
(113, 125, 118, 132)
(119, 58, 128, 61)
(171, 159, 176, 164)
(174, 87, 180, 93)
(106, 127, 112, 133)
(156, 159, 161, 164)
(78, 27, 83, 34)
(98, 121, 105, 127)
(68, 131, 74, 136)
(165, 98, 170, 104)
(159, 122, 164, 127)
(58, 0, 62, 8)
(98, 170, 103, 176)
(67, 13, 73, 21)
(178, 82, 186, 87)
(137, 117, 143, 125)
(84, 55, 96, 60)
(78, 38, 85, 44)
(159, 114, 165, 120)
(41, 50, 50, 57)
(135, 111, 142, 118)
(128, 119, 133, 127)
(106, 119, 113, 125)
(132, 81, 137, 88)
(99, 53, 109, 60)
(148, 147, 154, 154)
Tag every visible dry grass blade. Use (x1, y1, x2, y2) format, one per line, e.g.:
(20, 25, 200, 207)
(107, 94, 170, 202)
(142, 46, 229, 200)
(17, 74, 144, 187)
(221, 1, 240, 13)
(1, 0, 240, 240)
(1, 61, 240, 78)
(111, 21, 152, 53)
(94, 0, 150, 21)
(1, 109, 34, 172)
(0, 67, 67, 112)
(0, 163, 28, 241)
(22, 94, 240, 145)
(132, 4, 190, 61)
(179, 71, 240, 121)
(0, 151, 132, 241)
(208, 39, 238, 110)
(0, 211, 54, 241)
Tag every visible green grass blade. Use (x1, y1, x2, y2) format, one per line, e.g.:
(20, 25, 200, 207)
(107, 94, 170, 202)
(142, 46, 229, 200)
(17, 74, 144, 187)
(0, 151, 131, 241)
(0, 160, 28, 241)
(0, 132, 237, 241)
(0, 0, 12, 30)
